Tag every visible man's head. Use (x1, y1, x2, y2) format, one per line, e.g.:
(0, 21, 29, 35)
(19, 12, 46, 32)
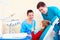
(37, 2, 48, 14)
(27, 10, 34, 20)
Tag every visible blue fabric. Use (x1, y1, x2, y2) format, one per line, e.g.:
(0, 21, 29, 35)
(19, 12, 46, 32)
(58, 35, 60, 40)
(40, 25, 51, 40)
(53, 24, 59, 40)
(42, 6, 60, 24)
(53, 21, 60, 40)
(20, 19, 36, 40)
(41, 6, 60, 40)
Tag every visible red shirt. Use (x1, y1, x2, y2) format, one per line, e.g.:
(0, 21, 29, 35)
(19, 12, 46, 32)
(32, 30, 43, 40)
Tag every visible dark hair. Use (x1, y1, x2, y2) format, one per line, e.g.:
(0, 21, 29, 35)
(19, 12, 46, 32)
(37, 2, 46, 9)
(27, 10, 33, 16)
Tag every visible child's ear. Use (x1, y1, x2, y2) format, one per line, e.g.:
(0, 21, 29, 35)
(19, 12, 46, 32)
(46, 20, 50, 25)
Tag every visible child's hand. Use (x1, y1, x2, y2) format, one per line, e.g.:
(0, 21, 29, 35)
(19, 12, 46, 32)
(32, 27, 34, 31)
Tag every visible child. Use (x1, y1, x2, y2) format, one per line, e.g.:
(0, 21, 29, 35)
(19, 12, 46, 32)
(32, 20, 50, 40)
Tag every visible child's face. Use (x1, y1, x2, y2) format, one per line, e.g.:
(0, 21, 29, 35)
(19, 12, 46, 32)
(27, 12, 34, 20)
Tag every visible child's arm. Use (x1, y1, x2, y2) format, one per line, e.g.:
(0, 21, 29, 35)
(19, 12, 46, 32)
(32, 29, 43, 40)
(31, 28, 36, 40)
(35, 29, 43, 38)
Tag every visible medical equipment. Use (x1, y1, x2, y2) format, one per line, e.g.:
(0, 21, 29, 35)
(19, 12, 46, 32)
(6, 19, 20, 33)
(2, 33, 27, 39)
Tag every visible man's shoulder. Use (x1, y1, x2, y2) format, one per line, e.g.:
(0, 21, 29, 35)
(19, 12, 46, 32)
(48, 6, 58, 9)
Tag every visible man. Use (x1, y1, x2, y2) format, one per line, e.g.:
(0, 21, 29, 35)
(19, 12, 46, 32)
(37, 2, 60, 40)
(20, 10, 36, 40)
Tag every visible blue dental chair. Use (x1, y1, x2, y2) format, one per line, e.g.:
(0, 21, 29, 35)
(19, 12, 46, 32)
(39, 16, 59, 40)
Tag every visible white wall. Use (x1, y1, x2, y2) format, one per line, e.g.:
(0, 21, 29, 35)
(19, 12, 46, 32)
(1, 0, 60, 28)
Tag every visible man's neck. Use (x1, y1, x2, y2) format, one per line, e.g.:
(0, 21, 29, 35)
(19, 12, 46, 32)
(46, 13, 48, 16)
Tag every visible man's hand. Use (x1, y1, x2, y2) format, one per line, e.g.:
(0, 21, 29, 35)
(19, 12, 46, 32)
(27, 34, 32, 37)
(59, 30, 60, 35)
(52, 30, 55, 37)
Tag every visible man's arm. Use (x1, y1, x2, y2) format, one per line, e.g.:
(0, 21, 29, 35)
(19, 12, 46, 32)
(53, 7, 60, 18)
(50, 7, 60, 24)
